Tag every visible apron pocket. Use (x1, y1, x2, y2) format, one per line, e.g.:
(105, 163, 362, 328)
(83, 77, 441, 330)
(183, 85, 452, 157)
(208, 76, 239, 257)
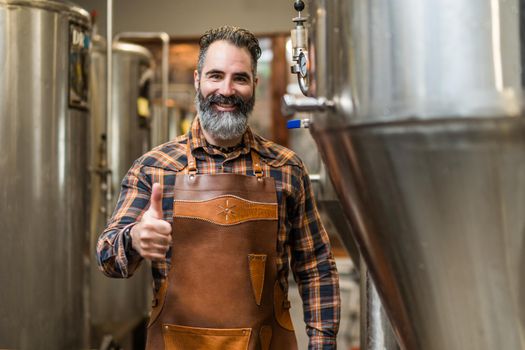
(248, 254, 267, 305)
(162, 324, 252, 350)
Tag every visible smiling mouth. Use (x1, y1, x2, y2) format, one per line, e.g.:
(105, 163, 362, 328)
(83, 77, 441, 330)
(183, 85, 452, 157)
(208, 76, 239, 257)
(213, 103, 237, 112)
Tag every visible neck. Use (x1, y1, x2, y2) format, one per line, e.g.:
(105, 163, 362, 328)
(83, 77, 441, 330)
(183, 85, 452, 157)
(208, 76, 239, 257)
(201, 127, 243, 148)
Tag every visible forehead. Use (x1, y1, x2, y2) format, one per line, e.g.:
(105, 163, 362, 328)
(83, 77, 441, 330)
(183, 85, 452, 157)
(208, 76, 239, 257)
(202, 40, 253, 76)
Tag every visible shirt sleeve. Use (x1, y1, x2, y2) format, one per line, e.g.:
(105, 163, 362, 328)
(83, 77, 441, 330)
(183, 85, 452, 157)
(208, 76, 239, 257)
(289, 165, 341, 349)
(96, 161, 151, 278)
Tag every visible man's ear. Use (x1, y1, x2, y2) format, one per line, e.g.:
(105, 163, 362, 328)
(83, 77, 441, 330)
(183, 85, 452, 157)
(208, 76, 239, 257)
(194, 70, 199, 91)
(254, 76, 259, 88)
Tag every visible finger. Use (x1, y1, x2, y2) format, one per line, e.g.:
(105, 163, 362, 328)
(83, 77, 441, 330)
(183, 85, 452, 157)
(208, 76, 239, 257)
(144, 251, 168, 262)
(138, 238, 170, 254)
(145, 232, 172, 247)
(148, 182, 164, 219)
(150, 243, 170, 254)
(147, 245, 170, 259)
(143, 218, 172, 235)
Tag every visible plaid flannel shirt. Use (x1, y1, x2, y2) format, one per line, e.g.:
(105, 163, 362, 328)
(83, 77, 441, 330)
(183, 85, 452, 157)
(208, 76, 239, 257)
(97, 117, 341, 349)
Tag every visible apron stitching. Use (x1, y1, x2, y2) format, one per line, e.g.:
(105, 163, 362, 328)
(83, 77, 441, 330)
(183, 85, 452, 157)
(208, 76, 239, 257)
(173, 195, 278, 206)
(172, 215, 277, 226)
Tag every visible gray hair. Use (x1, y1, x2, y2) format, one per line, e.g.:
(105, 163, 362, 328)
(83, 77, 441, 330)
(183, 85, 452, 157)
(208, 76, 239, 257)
(197, 26, 262, 77)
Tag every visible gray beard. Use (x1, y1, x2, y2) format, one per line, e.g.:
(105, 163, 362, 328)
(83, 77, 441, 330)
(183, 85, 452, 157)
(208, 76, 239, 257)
(196, 91, 255, 141)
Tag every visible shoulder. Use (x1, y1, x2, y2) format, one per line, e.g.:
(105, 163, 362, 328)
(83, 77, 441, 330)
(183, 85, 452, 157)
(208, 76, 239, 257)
(133, 133, 189, 172)
(252, 133, 304, 170)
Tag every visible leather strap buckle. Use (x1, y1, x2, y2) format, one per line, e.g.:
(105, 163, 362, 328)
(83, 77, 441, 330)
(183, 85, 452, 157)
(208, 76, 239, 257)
(251, 150, 264, 179)
(186, 140, 198, 176)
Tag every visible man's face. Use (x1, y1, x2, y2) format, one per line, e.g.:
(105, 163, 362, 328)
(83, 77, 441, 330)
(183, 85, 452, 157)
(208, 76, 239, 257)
(194, 40, 258, 141)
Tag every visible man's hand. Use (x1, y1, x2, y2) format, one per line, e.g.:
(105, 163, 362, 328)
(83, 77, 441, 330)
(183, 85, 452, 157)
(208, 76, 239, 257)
(130, 183, 172, 261)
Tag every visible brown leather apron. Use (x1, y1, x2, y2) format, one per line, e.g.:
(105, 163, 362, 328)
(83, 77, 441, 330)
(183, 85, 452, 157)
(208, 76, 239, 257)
(146, 143, 298, 350)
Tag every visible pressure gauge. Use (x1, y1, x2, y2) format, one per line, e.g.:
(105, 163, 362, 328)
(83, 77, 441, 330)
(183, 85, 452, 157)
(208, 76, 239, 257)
(298, 51, 308, 78)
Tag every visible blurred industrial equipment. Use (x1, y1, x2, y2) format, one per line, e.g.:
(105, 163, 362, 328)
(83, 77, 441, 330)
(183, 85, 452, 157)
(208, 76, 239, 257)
(0, 1, 91, 348)
(89, 34, 154, 348)
(113, 31, 170, 147)
(284, 0, 525, 349)
(0, 0, 160, 347)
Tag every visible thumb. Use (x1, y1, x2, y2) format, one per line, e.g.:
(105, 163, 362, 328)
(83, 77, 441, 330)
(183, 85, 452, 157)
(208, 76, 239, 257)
(148, 182, 164, 219)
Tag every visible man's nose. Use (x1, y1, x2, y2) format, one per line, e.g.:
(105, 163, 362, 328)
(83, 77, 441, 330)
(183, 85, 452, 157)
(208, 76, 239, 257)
(217, 78, 235, 96)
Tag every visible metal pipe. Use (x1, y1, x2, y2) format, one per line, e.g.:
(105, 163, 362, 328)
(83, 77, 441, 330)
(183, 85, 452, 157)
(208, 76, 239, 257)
(309, 174, 321, 182)
(360, 257, 401, 350)
(106, 0, 113, 214)
(281, 94, 334, 116)
(114, 31, 170, 144)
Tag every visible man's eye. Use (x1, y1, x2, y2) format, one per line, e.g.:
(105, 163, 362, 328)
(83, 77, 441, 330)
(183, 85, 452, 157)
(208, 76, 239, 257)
(208, 74, 222, 80)
(235, 77, 249, 83)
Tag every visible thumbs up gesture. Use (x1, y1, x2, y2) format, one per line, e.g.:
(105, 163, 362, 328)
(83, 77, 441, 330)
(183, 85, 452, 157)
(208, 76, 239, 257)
(130, 183, 172, 261)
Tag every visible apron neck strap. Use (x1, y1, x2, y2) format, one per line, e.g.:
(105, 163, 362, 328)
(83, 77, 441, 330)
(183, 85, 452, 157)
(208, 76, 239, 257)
(186, 140, 197, 175)
(185, 139, 264, 178)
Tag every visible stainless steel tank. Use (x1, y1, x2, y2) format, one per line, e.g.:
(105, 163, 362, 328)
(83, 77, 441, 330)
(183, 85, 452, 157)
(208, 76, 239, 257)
(89, 36, 153, 344)
(0, 0, 91, 348)
(285, 0, 525, 349)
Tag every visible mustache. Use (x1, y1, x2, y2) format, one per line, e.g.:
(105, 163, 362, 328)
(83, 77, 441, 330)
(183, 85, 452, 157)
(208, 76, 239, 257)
(206, 94, 244, 107)
(199, 93, 254, 116)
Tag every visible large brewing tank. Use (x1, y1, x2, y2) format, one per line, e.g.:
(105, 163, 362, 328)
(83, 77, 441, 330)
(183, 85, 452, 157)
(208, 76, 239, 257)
(285, 0, 525, 349)
(89, 36, 153, 344)
(0, 0, 91, 348)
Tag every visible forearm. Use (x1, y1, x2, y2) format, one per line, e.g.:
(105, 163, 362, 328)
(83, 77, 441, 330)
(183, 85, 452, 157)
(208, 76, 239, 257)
(296, 253, 341, 349)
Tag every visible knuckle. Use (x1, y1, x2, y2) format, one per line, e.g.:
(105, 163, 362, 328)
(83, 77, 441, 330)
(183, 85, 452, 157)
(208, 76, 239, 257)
(142, 221, 154, 231)
(161, 225, 172, 235)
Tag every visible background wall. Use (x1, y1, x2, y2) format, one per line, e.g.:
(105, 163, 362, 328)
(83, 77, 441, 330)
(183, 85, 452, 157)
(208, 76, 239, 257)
(71, 0, 296, 38)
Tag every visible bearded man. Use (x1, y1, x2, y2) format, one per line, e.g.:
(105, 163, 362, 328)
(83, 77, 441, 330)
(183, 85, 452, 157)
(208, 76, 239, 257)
(97, 26, 340, 350)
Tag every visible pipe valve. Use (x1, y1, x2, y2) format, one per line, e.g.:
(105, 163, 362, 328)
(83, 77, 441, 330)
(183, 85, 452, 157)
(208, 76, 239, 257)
(290, 0, 309, 95)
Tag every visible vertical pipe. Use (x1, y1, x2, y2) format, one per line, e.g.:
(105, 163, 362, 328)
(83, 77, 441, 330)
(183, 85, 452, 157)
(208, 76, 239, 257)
(106, 0, 113, 212)
(160, 32, 169, 140)
(114, 32, 170, 144)
(360, 256, 401, 350)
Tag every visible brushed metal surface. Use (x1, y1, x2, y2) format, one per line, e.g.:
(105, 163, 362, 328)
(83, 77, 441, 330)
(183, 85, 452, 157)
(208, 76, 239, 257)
(312, 117, 525, 350)
(0, 1, 90, 348)
(89, 37, 152, 340)
(360, 259, 400, 350)
(302, 0, 525, 348)
(114, 32, 171, 147)
(307, 0, 524, 127)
